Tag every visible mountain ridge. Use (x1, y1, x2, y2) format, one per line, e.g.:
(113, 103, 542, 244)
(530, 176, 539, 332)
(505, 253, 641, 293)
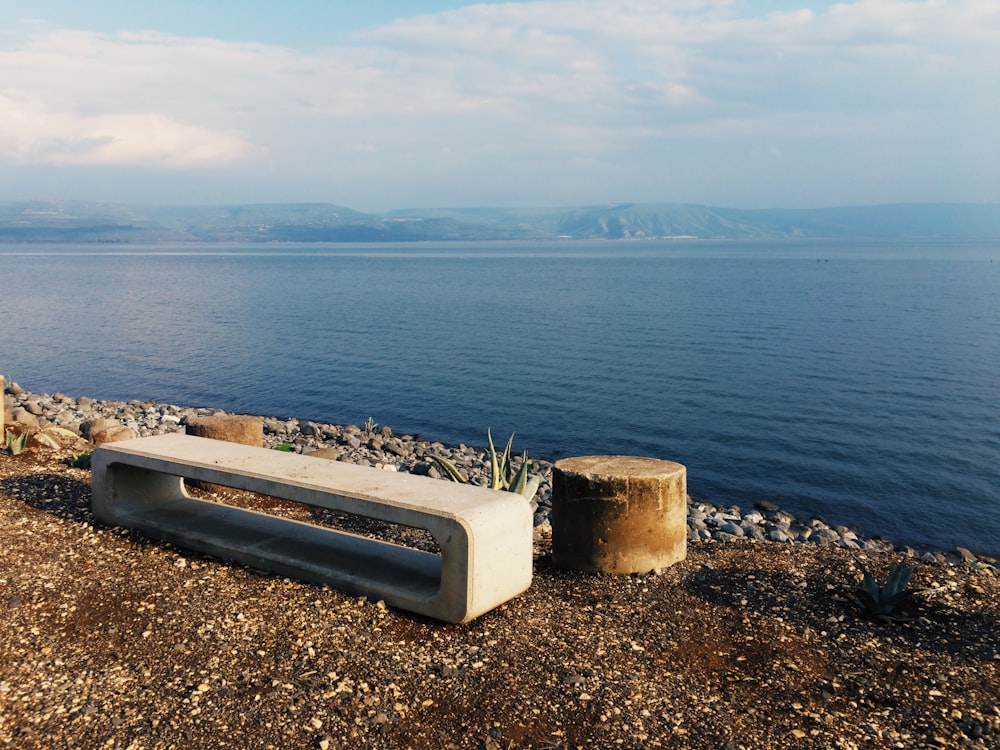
(2, 200, 999, 242)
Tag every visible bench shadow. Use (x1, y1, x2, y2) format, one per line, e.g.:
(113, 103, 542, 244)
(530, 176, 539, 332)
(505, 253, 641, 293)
(0, 471, 95, 523)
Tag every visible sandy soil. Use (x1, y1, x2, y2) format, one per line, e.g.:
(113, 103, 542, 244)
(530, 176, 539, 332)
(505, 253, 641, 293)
(1, 447, 998, 750)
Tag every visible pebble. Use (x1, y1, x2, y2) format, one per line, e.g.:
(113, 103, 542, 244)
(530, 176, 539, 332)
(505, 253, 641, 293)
(4, 381, 996, 567)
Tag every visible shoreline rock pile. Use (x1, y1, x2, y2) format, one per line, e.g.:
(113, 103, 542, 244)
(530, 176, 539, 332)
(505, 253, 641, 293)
(3, 381, 996, 569)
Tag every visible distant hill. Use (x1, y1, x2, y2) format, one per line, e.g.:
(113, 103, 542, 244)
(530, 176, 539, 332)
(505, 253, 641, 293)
(2, 200, 999, 243)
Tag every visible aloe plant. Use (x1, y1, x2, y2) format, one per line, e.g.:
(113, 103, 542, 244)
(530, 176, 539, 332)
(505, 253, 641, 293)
(853, 560, 918, 622)
(4, 428, 29, 456)
(431, 429, 540, 502)
(67, 452, 92, 469)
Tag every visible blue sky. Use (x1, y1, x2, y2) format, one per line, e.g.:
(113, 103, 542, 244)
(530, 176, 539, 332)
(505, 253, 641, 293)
(1, 0, 997, 211)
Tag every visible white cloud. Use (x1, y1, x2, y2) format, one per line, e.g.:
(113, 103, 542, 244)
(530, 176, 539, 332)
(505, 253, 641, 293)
(1, 1, 998, 207)
(0, 93, 256, 167)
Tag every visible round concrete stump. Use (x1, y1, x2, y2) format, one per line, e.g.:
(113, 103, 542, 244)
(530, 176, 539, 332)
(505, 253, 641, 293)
(551, 455, 687, 574)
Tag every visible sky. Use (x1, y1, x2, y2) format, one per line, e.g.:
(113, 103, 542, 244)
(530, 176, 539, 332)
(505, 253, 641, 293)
(1, 0, 998, 211)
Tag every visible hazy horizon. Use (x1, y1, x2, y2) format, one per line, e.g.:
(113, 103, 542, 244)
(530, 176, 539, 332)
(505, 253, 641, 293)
(2, 1, 998, 212)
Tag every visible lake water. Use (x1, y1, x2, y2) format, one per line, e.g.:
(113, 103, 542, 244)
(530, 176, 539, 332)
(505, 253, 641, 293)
(3, 239, 999, 555)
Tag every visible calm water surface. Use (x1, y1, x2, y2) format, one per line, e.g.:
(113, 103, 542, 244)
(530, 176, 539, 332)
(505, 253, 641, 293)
(4, 239, 999, 555)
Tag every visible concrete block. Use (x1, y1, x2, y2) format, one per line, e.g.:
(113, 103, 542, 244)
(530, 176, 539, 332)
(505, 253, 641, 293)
(91, 433, 533, 623)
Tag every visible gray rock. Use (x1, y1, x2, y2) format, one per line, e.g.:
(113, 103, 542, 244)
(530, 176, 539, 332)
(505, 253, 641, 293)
(11, 408, 39, 428)
(714, 531, 742, 543)
(23, 401, 44, 416)
(384, 439, 408, 457)
(742, 525, 767, 542)
(944, 547, 979, 565)
(810, 528, 841, 546)
(721, 521, 745, 537)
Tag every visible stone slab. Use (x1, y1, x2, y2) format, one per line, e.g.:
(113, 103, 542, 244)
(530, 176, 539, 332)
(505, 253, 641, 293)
(91, 433, 533, 623)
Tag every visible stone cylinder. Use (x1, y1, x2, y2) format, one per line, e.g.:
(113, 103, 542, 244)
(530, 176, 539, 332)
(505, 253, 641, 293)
(551, 455, 687, 574)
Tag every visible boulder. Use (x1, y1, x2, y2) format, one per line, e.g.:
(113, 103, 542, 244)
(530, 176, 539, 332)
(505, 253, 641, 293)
(40, 426, 89, 450)
(185, 414, 264, 492)
(91, 425, 138, 445)
(11, 408, 40, 428)
(27, 432, 62, 450)
(80, 418, 121, 439)
(185, 414, 263, 448)
(23, 401, 44, 416)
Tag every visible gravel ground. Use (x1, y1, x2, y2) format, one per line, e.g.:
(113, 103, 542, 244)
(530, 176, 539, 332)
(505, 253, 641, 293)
(2, 444, 999, 750)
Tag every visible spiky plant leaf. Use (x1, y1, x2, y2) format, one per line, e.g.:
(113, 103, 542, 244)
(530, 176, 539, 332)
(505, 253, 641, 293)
(507, 458, 541, 502)
(520, 476, 541, 503)
(508, 451, 530, 497)
(429, 454, 469, 484)
(487, 429, 513, 491)
(499, 432, 515, 486)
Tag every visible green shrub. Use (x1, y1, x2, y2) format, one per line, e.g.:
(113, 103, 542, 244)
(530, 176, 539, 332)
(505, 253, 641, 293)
(852, 560, 919, 622)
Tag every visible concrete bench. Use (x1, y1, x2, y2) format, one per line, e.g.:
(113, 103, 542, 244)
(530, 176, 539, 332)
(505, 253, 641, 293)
(91, 433, 533, 623)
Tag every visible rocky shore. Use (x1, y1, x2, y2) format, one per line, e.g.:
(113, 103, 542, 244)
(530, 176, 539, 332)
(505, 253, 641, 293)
(3, 382, 994, 568)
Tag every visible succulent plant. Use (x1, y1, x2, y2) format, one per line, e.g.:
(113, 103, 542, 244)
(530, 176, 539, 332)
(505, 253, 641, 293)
(853, 560, 918, 622)
(431, 429, 540, 503)
(4, 428, 29, 456)
(67, 452, 92, 469)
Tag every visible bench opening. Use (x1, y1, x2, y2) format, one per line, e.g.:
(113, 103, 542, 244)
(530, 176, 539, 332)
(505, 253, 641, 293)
(102, 462, 444, 601)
